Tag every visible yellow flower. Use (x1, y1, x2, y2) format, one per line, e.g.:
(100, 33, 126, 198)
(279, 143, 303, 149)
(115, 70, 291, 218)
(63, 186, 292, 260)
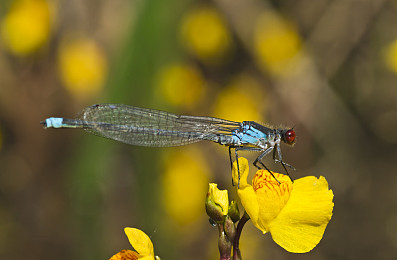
(109, 228, 160, 260)
(180, 5, 233, 64)
(109, 250, 139, 260)
(162, 147, 210, 224)
(384, 39, 397, 74)
(208, 183, 229, 215)
(156, 63, 206, 108)
(233, 157, 334, 253)
(57, 35, 107, 99)
(254, 11, 302, 76)
(1, 0, 53, 56)
(206, 183, 229, 222)
(212, 74, 266, 122)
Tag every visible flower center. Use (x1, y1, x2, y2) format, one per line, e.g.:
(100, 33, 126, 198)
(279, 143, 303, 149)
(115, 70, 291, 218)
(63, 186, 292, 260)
(253, 171, 292, 197)
(252, 170, 293, 225)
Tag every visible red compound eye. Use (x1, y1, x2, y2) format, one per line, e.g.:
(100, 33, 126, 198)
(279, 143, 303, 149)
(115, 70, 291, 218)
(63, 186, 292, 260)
(285, 129, 296, 145)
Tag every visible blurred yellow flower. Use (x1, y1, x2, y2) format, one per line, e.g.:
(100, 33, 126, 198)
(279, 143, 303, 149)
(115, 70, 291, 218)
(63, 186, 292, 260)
(162, 147, 210, 224)
(233, 158, 334, 253)
(180, 6, 233, 64)
(57, 35, 107, 99)
(254, 11, 302, 76)
(384, 39, 397, 74)
(1, 0, 53, 56)
(212, 75, 265, 122)
(156, 63, 206, 108)
(109, 227, 160, 260)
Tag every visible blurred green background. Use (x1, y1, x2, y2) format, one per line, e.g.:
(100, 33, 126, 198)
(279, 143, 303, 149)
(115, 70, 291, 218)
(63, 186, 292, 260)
(1, 0, 397, 259)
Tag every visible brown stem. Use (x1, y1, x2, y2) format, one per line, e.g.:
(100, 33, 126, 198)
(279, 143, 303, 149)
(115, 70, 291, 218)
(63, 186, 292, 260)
(232, 212, 250, 260)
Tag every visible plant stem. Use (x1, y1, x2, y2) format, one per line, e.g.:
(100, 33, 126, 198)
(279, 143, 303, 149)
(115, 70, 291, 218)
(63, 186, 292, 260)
(218, 222, 231, 260)
(232, 212, 250, 260)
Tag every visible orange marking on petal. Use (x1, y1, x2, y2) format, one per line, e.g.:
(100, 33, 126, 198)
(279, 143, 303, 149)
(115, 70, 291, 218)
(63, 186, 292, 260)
(252, 170, 292, 200)
(109, 250, 139, 260)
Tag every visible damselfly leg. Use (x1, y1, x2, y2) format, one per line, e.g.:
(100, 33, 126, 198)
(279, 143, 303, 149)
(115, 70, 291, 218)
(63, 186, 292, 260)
(229, 145, 295, 186)
(273, 144, 295, 182)
(252, 147, 281, 184)
(229, 146, 271, 187)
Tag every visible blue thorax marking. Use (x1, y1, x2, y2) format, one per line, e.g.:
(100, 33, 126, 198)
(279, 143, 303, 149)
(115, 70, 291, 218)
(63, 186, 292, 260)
(231, 122, 268, 145)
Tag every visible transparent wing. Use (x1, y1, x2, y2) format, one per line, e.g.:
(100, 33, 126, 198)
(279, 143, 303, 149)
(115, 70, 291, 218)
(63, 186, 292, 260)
(77, 104, 241, 147)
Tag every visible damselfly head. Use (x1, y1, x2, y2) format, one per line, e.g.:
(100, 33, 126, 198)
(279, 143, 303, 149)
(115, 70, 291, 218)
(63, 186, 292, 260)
(281, 129, 296, 145)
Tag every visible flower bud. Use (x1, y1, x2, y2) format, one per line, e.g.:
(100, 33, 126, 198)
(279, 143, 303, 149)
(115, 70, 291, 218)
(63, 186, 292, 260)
(206, 183, 228, 223)
(228, 200, 240, 223)
(223, 215, 236, 241)
(218, 230, 232, 259)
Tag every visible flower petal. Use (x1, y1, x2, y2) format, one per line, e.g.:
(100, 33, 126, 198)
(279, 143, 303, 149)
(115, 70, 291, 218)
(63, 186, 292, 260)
(124, 228, 154, 257)
(237, 184, 260, 230)
(109, 250, 139, 260)
(208, 183, 229, 215)
(233, 158, 261, 230)
(268, 176, 334, 253)
(232, 157, 250, 188)
(255, 172, 292, 232)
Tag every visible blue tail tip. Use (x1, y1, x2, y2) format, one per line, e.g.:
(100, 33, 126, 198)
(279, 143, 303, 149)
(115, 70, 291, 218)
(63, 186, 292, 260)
(41, 117, 63, 128)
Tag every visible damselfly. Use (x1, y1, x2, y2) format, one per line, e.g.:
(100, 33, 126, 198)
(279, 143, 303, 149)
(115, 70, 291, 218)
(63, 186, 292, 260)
(41, 104, 296, 185)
